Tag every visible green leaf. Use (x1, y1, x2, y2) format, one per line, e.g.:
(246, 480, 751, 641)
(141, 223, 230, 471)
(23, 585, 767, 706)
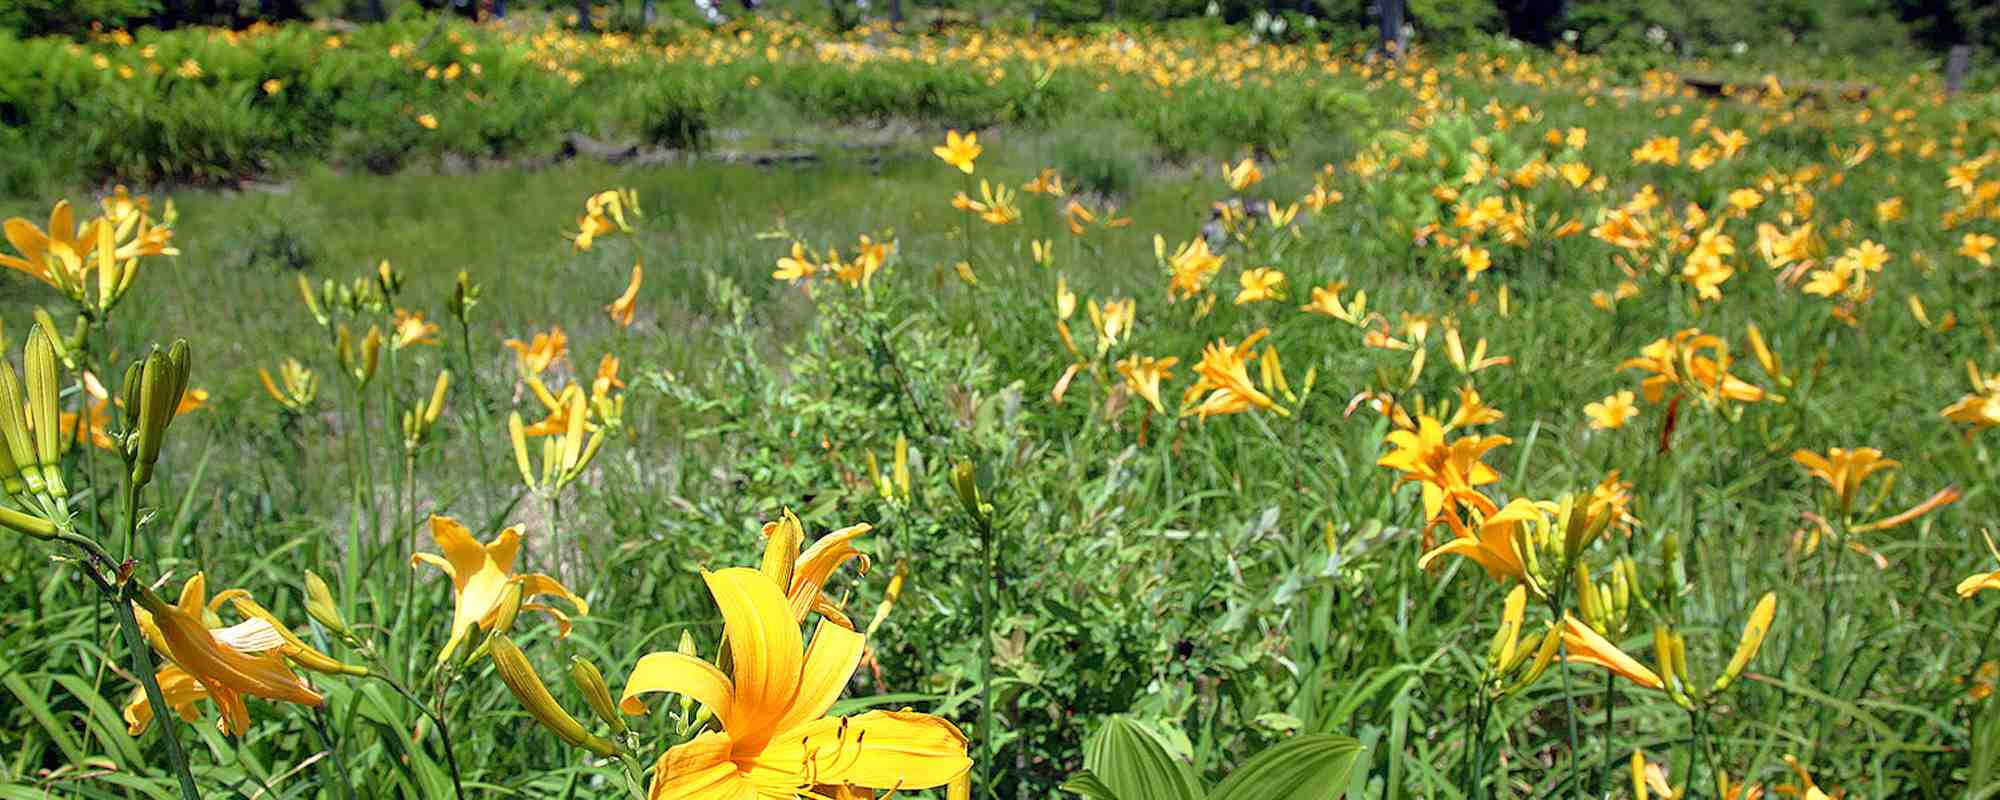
(1082, 716, 1204, 800)
(1060, 771, 1125, 800)
(1206, 734, 1364, 800)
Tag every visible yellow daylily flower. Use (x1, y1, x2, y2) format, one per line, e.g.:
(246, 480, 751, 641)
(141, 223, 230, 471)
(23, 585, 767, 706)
(391, 309, 440, 350)
(505, 327, 569, 379)
(1585, 390, 1638, 430)
(1418, 499, 1548, 583)
(1957, 531, 2000, 599)
(1116, 355, 1178, 415)
(410, 516, 587, 664)
(1790, 447, 1898, 515)
(1180, 328, 1286, 419)
(932, 130, 981, 174)
(1377, 415, 1509, 523)
(1234, 268, 1287, 304)
(126, 573, 325, 737)
(620, 568, 970, 798)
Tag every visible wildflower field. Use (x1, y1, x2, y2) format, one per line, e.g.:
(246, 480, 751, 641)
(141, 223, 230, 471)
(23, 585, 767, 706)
(2, 8, 2000, 799)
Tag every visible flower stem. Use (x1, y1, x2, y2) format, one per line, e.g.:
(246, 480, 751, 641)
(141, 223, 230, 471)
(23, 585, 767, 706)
(107, 554, 203, 800)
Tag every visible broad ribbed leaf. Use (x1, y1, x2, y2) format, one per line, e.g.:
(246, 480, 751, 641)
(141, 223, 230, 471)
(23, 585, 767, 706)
(1082, 716, 1204, 800)
(1206, 734, 1364, 800)
(1059, 771, 1125, 800)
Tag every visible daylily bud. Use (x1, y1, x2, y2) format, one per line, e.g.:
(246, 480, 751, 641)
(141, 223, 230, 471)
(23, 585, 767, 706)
(489, 636, 617, 757)
(303, 570, 349, 636)
(225, 593, 368, 676)
(949, 771, 971, 800)
(490, 581, 526, 637)
(1713, 592, 1776, 694)
(0, 505, 57, 539)
(1652, 625, 1691, 709)
(447, 271, 480, 324)
(360, 327, 382, 382)
(298, 274, 328, 326)
(865, 560, 910, 639)
(33, 308, 75, 371)
(760, 509, 804, 588)
(1505, 624, 1563, 694)
(0, 364, 31, 501)
(1488, 584, 1527, 672)
(23, 327, 67, 501)
(568, 656, 627, 735)
(375, 260, 401, 298)
(132, 341, 192, 489)
(951, 459, 983, 520)
(893, 434, 912, 503)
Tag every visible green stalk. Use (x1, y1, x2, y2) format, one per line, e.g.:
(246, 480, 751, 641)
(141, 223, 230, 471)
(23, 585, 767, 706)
(456, 319, 497, 522)
(1601, 665, 1615, 798)
(109, 482, 204, 800)
(307, 706, 358, 800)
(971, 507, 998, 789)
(1811, 515, 1846, 761)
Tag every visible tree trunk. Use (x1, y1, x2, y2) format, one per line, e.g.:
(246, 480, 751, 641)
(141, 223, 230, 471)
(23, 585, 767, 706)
(889, 0, 902, 30)
(1376, 0, 1406, 59)
(576, 0, 594, 30)
(643, 0, 658, 26)
(1947, 45, 1972, 97)
(493, 0, 506, 18)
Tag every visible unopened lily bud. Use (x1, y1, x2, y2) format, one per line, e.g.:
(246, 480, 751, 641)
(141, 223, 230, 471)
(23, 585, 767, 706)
(1488, 584, 1527, 672)
(1505, 624, 1563, 694)
(424, 371, 450, 426)
(0, 505, 57, 539)
(23, 327, 66, 501)
(225, 593, 367, 676)
(491, 581, 526, 637)
(447, 271, 480, 323)
(132, 342, 192, 489)
(949, 771, 971, 800)
(568, 656, 627, 735)
(360, 327, 382, 383)
(1713, 592, 1776, 694)
(32, 308, 75, 371)
(1652, 625, 1689, 709)
(375, 260, 401, 298)
(951, 460, 983, 520)
(297, 275, 328, 326)
(119, 359, 143, 434)
(1574, 564, 1604, 634)
(760, 509, 804, 588)
(866, 560, 910, 638)
(303, 570, 349, 636)
(893, 434, 912, 503)
(489, 637, 617, 756)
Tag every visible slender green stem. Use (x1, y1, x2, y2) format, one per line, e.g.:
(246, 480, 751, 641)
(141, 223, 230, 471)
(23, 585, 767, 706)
(1601, 665, 1615, 799)
(431, 684, 469, 800)
(1557, 639, 1585, 799)
(973, 511, 997, 789)
(456, 319, 497, 522)
(110, 577, 203, 800)
(1812, 517, 1845, 759)
(307, 706, 358, 800)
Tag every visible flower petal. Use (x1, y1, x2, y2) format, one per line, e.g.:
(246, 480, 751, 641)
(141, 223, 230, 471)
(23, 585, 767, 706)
(771, 620, 865, 734)
(619, 651, 737, 725)
(754, 710, 970, 791)
(703, 567, 804, 748)
(648, 732, 754, 800)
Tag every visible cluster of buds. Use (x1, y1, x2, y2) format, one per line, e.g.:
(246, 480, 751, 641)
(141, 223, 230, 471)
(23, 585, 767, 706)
(1574, 557, 1639, 639)
(0, 193, 176, 321)
(297, 273, 387, 327)
(446, 271, 481, 328)
(488, 636, 620, 756)
(334, 324, 383, 386)
(1483, 585, 1562, 698)
(0, 327, 72, 538)
(1511, 493, 1615, 603)
(865, 434, 915, 506)
(258, 358, 319, 413)
(402, 372, 452, 453)
(1653, 593, 1777, 710)
(508, 393, 607, 495)
(116, 340, 195, 490)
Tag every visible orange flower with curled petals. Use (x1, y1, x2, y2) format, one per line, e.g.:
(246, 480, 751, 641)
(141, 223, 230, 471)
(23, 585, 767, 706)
(1418, 498, 1551, 583)
(1790, 447, 1898, 516)
(504, 327, 568, 379)
(605, 262, 642, 326)
(1180, 328, 1285, 419)
(620, 568, 969, 799)
(1116, 355, 1178, 415)
(1561, 615, 1663, 690)
(410, 516, 587, 665)
(126, 573, 324, 737)
(1378, 415, 1510, 524)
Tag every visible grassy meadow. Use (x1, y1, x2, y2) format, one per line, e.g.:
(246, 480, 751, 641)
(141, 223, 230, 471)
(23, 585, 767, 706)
(2, 10, 2000, 800)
